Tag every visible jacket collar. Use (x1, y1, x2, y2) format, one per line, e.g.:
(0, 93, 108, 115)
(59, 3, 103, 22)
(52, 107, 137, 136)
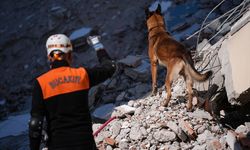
(51, 60, 69, 69)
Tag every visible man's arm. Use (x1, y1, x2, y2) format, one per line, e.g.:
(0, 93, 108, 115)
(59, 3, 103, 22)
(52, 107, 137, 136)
(85, 49, 116, 87)
(29, 80, 45, 150)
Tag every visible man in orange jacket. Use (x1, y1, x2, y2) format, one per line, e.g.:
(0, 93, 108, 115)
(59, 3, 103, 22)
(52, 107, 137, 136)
(29, 34, 116, 150)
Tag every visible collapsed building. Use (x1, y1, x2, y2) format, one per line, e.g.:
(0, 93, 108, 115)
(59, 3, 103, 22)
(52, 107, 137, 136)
(192, 1, 250, 119)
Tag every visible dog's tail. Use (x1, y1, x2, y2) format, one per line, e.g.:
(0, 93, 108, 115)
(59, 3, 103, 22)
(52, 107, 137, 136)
(184, 58, 213, 81)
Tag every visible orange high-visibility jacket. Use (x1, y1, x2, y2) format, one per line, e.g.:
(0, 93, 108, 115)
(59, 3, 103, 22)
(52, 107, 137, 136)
(30, 50, 115, 149)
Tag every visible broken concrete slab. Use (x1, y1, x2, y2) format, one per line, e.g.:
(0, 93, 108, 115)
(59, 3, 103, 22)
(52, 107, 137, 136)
(188, 109, 213, 120)
(153, 129, 176, 142)
(226, 131, 242, 150)
(245, 122, 250, 132)
(114, 105, 136, 117)
(118, 55, 141, 67)
(230, 10, 250, 35)
(129, 123, 143, 140)
(167, 121, 188, 141)
(206, 139, 222, 150)
(104, 137, 116, 146)
(179, 120, 197, 140)
(218, 21, 250, 105)
(197, 130, 214, 144)
(124, 60, 151, 82)
(235, 125, 248, 134)
(92, 103, 115, 121)
(69, 27, 92, 41)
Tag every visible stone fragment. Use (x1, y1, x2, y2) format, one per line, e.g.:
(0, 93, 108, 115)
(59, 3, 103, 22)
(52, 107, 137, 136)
(104, 137, 116, 146)
(192, 144, 207, 150)
(106, 145, 113, 150)
(118, 139, 129, 150)
(206, 139, 222, 150)
(245, 122, 250, 132)
(226, 131, 242, 150)
(235, 125, 247, 134)
(188, 109, 213, 120)
(110, 121, 121, 138)
(124, 60, 150, 82)
(93, 103, 115, 121)
(197, 130, 214, 144)
(118, 55, 141, 67)
(238, 132, 250, 148)
(179, 120, 197, 140)
(114, 105, 136, 118)
(129, 124, 142, 140)
(153, 129, 176, 142)
(167, 121, 188, 141)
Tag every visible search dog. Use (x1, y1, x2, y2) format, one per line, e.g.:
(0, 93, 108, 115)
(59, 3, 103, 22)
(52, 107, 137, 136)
(145, 4, 212, 111)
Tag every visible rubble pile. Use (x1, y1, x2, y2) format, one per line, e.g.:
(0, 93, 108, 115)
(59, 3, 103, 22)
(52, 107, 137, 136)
(93, 78, 250, 149)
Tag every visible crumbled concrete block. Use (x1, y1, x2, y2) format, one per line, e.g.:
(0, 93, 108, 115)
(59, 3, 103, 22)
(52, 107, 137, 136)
(104, 137, 116, 146)
(118, 55, 141, 67)
(226, 131, 242, 150)
(207, 139, 222, 150)
(167, 121, 188, 141)
(179, 120, 197, 140)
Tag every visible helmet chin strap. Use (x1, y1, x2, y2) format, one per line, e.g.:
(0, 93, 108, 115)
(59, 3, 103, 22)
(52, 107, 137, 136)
(48, 52, 72, 68)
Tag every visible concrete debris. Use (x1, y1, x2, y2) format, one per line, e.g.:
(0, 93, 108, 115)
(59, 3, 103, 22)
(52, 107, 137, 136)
(153, 129, 176, 142)
(92, 88, 247, 149)
(110, 121, 121, 138)
(69, 27, 92, 41)
(188, 109, 213, 120)
(118, 139, 129, 150)
(104, 137, 116, 146)
(179, 120, 197, 140)
(226, 131, 242, 150)
(207, 139, 222, 150)
(124, 60, 151, 82)
(113, 105, 136, 118)
(218, 20, 250, 105)
(129, 123, 143, 140)
(92, 103, 115, 121)
(235, 125, 248, 135)
(245, 122, 250, 132)
(166, 121, 188, 141)
(118, 55, 141, 67)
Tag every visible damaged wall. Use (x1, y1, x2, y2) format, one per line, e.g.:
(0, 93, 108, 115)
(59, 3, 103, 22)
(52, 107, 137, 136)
(218, 12, 250, 104)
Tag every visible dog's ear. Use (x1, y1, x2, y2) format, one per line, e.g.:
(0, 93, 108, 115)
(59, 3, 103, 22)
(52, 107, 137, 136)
(156, 4, 162, 14)
(145, 7, 150, 18)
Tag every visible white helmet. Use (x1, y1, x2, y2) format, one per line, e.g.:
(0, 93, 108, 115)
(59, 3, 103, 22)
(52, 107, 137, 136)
(46, 34, 73, 55)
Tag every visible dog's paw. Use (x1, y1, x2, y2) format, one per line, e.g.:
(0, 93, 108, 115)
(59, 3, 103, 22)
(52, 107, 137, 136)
(161, 101, 169, 107)
(186, 105, 193, 112)
(150, 90, 158, 97)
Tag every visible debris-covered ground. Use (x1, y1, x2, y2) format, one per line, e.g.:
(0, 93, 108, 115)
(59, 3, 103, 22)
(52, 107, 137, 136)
(93, 77, 250, 150)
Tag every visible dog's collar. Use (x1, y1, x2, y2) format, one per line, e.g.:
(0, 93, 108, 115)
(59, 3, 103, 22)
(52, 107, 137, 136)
(148, 27, 171, 40)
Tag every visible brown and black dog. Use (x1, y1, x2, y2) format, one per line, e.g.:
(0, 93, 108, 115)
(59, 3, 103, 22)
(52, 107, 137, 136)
(145, 4, 212, 111)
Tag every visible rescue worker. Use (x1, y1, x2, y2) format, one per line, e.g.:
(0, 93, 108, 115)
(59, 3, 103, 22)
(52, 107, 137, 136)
(29, 34, 116, 150)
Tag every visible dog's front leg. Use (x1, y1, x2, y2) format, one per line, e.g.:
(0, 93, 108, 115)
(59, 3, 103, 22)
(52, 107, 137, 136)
(150, 60, 158, 96)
